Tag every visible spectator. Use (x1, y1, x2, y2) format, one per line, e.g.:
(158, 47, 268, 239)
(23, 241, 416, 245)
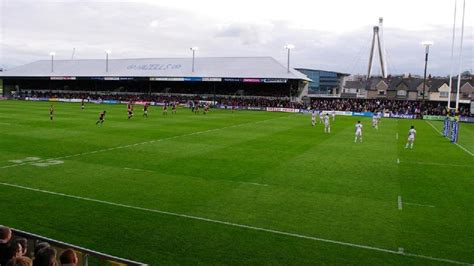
(10, 238, 27, 257)
(0, 226, 13, 266)
(6, 242, 23, 263)
(6, 256, 32, 266)
(33, 243, 50, 258)
(33, 247, 57, 266)
(59, 250, 77, 266)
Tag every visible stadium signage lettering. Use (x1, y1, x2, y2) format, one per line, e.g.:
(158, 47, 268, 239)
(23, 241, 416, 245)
(422, 115, 445, 121)
(202, 77, 222, 82)
(184, 77, 202, 81)
(150, 77, 185, 81)
(335, 111, 353, 116)
(127, 64, 182, 71)
(50, 76, 76, 80)
(352, 112, 373, 117)
(262, 78, 287, 83)
(459, 117, 474, 123)
(267, 107, 299, 113)
(222, 78, 241, 82)
(389, 114, 414, 119)
(102, 100, 120, 104)
(243, 78, 261, 83)
(246, 107, 266, 111)
(88, 77, 134, 81)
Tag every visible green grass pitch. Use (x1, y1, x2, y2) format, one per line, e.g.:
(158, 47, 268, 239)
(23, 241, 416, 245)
(0, 100, 473, 265)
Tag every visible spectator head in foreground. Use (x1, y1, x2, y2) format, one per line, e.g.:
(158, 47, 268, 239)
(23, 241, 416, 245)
(59, 249, 78, 266)
(34, 243, 50, 257)
(8, 242, 23, 261)
(0, 226, 12, 243)
(11, 238, 28, 256)
(33, 246, 57, 266)
(6, 256, 33, 266)
(0, 226, 13, 266)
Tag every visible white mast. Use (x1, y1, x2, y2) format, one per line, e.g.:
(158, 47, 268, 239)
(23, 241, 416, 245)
(455, 0, 466, 111)
(379, 17, 388, 78)
(448, 0, 457, 110)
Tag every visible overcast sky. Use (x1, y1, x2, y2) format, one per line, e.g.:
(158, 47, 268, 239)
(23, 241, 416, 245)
(0, 0, 472, 76)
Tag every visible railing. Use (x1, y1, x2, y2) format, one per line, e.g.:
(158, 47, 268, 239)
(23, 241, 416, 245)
(8, 227, 147, 266)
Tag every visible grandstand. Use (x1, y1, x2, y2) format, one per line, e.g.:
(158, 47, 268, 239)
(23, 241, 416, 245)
(0, 57, 310, 99)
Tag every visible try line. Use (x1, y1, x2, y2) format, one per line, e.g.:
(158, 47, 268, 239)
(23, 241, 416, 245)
(0, 182, 470, 265)
(425, 121, 474, 156)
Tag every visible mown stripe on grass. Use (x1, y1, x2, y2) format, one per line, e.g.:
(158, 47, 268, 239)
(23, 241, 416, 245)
(0, 114, 290, 169)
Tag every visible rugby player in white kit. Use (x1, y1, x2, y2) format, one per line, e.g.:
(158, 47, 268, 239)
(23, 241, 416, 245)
(311, 110, 317, 127)
(324, 113, 330, 133)
(372, 115, 379, 130)
(355, 121, 363, 143)
(405, 126, 416, 149)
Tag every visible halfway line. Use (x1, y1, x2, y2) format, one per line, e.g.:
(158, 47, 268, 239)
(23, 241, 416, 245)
(0, 182, 470, 265)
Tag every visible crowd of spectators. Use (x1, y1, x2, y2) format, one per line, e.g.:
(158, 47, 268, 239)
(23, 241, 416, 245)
(309, 98, 471, 116)
(0, 226, 78, 266)
(16, 90, 472, 117)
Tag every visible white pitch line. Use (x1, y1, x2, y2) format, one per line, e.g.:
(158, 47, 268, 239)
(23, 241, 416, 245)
(0, 115, 290, 170)
(425, 120, 443, 135)
(402, 161, 474, 168)
(404, 202, 435, 208)
(397, 158, 400, 164)
(238, 181, 269, 187)
(0, 182, 471, 265)
(453, 142, 474, 157)
(398, 196, 403, 210)
(425, 121, 474, 157)
(396, 133, 399, 140)
(0, 163, 27, 169)
(123, 167, 154, 173)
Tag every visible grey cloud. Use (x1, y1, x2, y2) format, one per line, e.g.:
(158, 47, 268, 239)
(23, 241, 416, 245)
(215, 22, 275, 45)
(0, 1, 472, 76)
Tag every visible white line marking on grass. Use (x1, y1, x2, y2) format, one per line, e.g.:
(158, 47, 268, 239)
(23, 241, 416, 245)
(0, 163, 27, 169)
(426, 120, 443, 135)
(453, 142, 474, 157)
(238, 181, 269, 187)
(401, 161, 474, 168)
(404, 202, 435, 208)
(396, 133, 399, 140)
(425, 121, 474, 157)
(123, 167, 154, 173)
(398, 196, 403, 210)
(0, 182, 470, 265)
(397, 158, 400, 164)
